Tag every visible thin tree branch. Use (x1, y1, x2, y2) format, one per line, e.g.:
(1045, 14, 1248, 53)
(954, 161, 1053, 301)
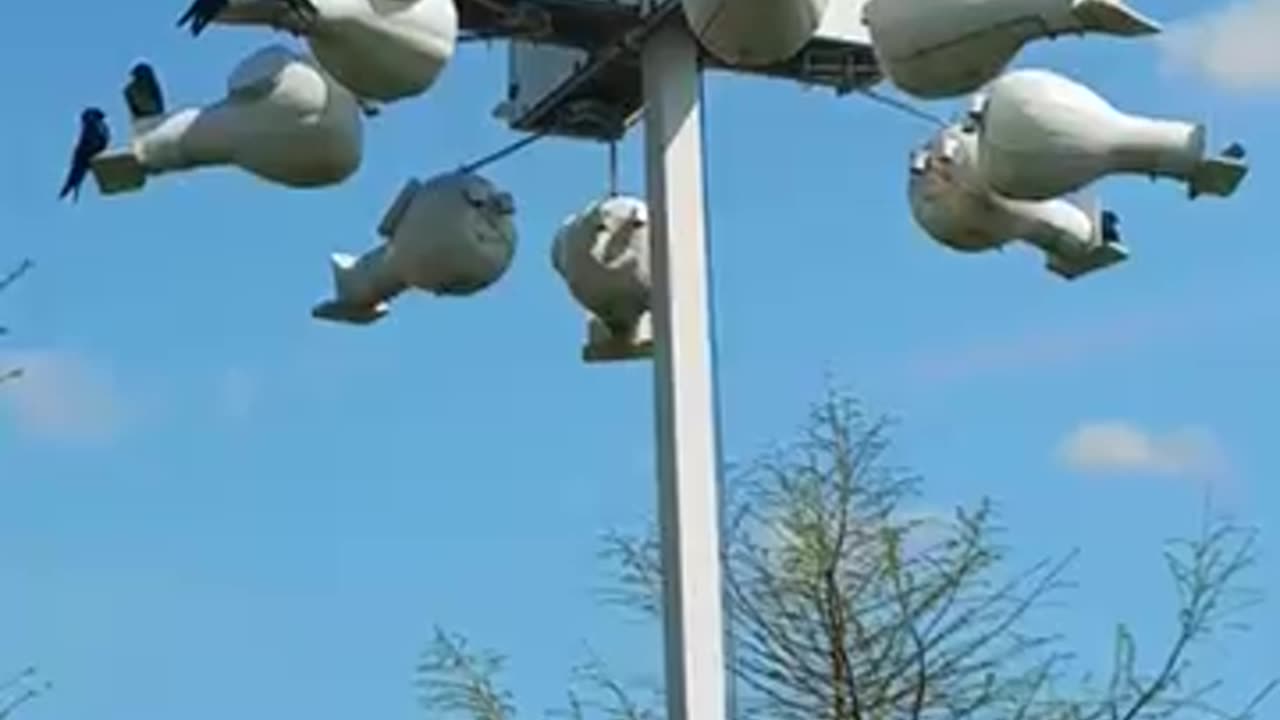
(0, 259, 33, 295)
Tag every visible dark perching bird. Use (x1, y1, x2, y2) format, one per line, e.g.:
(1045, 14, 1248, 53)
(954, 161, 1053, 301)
(1100, 210, 1121, 245)
(176, 0, 222, 36)
(177, 0, 320, 37)
(124, 63, 165, 120)
(59, 108, 110, 202)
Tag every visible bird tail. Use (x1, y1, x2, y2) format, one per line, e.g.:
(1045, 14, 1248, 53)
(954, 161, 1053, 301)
(176, 1, 209, 35)
(57, 169, 81, 202)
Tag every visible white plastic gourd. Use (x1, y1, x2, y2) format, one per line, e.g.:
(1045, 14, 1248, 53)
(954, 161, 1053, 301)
(312, 171, 518, 325)
(92, 44, 363, 194)
(551, 195, 651, 338)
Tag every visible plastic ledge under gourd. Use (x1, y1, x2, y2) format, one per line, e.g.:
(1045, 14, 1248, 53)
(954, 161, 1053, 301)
(1046, 240, 1129, 279)
(312, 298, 390, 324)
(91, 151, 148, 195)
(582, 312, 654, 363)
(1188, 152, 1249, 199)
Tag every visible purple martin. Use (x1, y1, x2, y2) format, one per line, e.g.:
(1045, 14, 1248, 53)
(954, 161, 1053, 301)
(177, 0, 320, 37)
(1100, 210, 1120, 245)
(124, 62, 165, 120)
(59, 108, 110, 202)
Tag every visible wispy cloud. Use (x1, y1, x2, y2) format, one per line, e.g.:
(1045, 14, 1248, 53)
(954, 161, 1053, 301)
(901, 310, 1173, 386)
(1160, 0, 1280, 92)
(1056, 420, 1227, 479)
(0, 349, 127, 444)
(894, 272, 1278, 389)
(214, 367, 259, 422)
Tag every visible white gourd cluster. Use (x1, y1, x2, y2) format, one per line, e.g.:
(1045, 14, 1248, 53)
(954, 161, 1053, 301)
(75, 0, 1250, 333)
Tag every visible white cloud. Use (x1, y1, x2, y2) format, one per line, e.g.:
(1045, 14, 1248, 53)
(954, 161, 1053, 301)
(1056, 421, 1226, 478)
(1161, 0, 1280, 92)
(0, 350, 126, 443)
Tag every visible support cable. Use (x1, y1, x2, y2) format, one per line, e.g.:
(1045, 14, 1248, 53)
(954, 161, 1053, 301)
(457, 2, 679, 174)
(607, 141, 619, 197)
(856, 86, 948, 127)
(456, 131, 550, 175)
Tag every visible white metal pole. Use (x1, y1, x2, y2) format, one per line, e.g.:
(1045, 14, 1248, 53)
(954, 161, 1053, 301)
(640, 16, 728, 720)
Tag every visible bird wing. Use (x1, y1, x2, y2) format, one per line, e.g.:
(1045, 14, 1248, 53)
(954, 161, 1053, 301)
(125, 78, 164, 117)
(124, 82, 145, 117)
(58, 153, 85, 199)
(150, 78, 166, 114)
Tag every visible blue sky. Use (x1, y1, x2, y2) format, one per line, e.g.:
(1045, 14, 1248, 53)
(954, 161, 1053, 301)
(0, 1, 1277, 719)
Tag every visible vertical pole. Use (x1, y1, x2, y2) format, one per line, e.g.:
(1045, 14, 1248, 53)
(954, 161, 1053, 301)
(641, 16, 728, 720)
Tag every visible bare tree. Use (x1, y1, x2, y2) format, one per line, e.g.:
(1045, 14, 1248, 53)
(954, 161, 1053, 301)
(0, 667, 50, 720)
(0, 258, 34, 386)
(0, 259, 49, 703)
(418, 628, 518, 720)
(417, 388, 1275, 720)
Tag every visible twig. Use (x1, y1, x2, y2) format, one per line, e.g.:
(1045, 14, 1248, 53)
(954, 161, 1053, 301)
(0, 259, 33, 295)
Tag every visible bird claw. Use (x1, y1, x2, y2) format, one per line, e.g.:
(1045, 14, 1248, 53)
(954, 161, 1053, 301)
(286, 14, 318, 35)
(184, 0, 320, 36)
(269, 5, 318, 35)
(283, 0, 320, 34)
